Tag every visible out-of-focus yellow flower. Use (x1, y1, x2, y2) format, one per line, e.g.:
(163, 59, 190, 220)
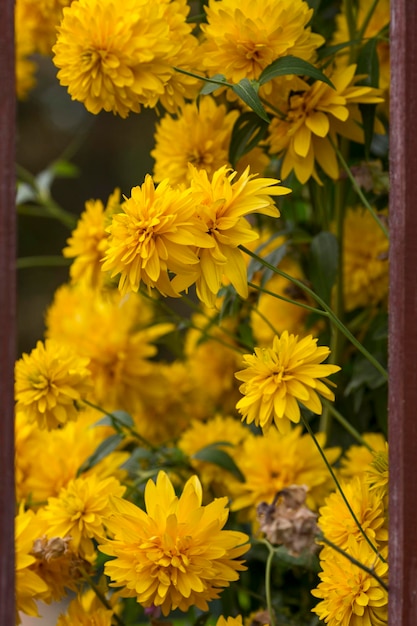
(39, 474, 125, 559)
(63, 188, 121, 289)
(235, 331, 340, 432)
(312, 539, 388, 626)
(100, 471, 250, 615)
(16, 507, 49, 622)
(200, 0, 323, 85)
(15, 339, 91, 430)
(56, 588, 114, 626)
(339, 433, 387, 481)
(341, 207, 389, 311)
(230, 427, 340, 519)
(52, 0, 200, 117)
(45, 284, 172, 415)
(15, 0, 38, 99)
(267, 65, 384, 183)
(188, 165, 290, 307)
(152, 96, 240, 186)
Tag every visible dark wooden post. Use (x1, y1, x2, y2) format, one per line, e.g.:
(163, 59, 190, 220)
(0, 0, 16, 623)
(389, 1, 417, 624)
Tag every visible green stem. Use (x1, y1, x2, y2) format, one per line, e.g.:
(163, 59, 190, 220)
(343, 0, 358, 62)
(240, 246, 388, 380)
(248, 281, 327, 316)
(357, 0, 381, 41)
(261, 540, 277, 626)
(17, 256, 71, 270)
(319, 535, 388, 592)
(300, 415, 386, 564)
(173, 66, 233, 88)
(321, 400, 374, 451)
(331, 139, 389, 239)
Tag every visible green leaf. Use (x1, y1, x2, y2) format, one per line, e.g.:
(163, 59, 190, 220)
(232, 78, 270, 123)
(229, 112, 268, 167)
(77, 433, 124, 475)
(51, 159, 80, 178)
(194, 444, 245, 482)
(258, 55, 334, 89)
(95, 410, 134, 429)
(317, 39, 362, 60)
(309, 231, 338, 305)
(199, 73, 228, 95)
(357, 38, 380, 159)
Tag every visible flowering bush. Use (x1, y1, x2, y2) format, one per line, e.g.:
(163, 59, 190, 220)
(15, 0, 390, 625)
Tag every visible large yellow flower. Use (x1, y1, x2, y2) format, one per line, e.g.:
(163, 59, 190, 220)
(187, 165, 290, 307)
(235, 331, 340, 432)
(100, 471, 250, 615)
(102, 176, 212, 297)
(15, 339, 91, 430)
(53, 0, 200, 117)
(341, 207, 389, 311)
(312, 540, 388, 626)
(39, 474, 126, 559)
(230, 427, 340, 518)
(267, 65, 384, 183)
(63, 188, 121, 288)
(200, 0, 323, 85)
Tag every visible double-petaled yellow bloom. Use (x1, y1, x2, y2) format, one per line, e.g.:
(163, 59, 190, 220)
(100, 471, 250, 615)
(235, 331, 340, 432)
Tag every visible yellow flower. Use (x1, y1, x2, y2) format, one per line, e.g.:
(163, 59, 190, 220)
(100, 471, 250, 615)
(46, 284, 172, 414)
(56, 589, 114, 626)
(15, 339, 91, 430)
(19, 0, 72, 56)
(235, 331, 341, 432)
(366, 446, 389, 499)
(16, 507, 49, 621)
(317, 476, 388, 551)
(267, 65, 384, 183)
(152, 96, 240, 186)
(63, 188, 121, 288)
(217, 617, 244, 626)
(230, 427, 340, 518)
(341, 207, 389, 311)
(200, 0, 324, 85)
(178, 415, 250, 496)
(188, 165, 290, 307)
(39, 474, 125, 559)
(339, 433, 387, 481)
(312, 539, 388, 626)
(102, 176, 212, 297)
(15, 0, 38, 99)
(53, 0, 200, 117)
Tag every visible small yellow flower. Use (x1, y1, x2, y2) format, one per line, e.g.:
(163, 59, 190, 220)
(102, 176, 212, 297)
(100, 471, 250, 616)
(200, 0, 324, 85)
(15, 339, 91, 430)
(56, 589, 114, 626)
(339, 433, 387, 481)
(39, 474, 126, 559)
(235, 331, 340, 432)
(312, 539, 388, 626)
(188, 165, 290, 307)
(267, 65, 384, 183)
(63, 188, 121, 288)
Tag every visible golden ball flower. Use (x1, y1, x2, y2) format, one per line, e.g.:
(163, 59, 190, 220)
(100, 471, 250, 615)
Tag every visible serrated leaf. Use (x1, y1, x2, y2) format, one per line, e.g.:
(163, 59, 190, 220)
(77, 433, 124, 474)
(309, 231, 338, 304)
(199, 74, 228, 95)
(194, 444, 245, 482)
(229, 112, 268, 167)
(232, 78, 270, 123)
(258, 55, 334, 89)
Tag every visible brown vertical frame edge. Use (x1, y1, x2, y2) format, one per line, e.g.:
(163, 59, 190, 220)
(389, 1, 417, 624)
(0, 0, 16, 623)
